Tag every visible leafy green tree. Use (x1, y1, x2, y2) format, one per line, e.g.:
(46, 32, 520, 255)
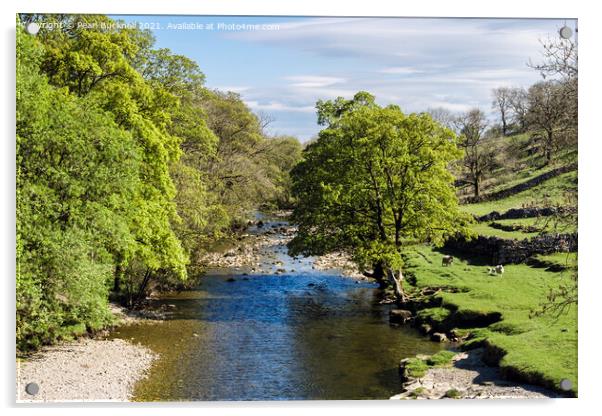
(16, 13, 304, 349)
(262, 136, 303, 208)
(289, 92, 472, 302)
(17, 26, 143, 349)
(34, 15, 189, 293)
(200, 90, 280, 224)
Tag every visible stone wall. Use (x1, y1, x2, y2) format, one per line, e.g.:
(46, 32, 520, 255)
(477, 206, 563, 222)
(444, 233, 577, 265)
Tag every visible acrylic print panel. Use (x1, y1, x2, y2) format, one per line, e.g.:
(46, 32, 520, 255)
(15, 14, 577, 402)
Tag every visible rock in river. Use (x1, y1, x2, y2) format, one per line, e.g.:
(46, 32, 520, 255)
(389, 309, 413, 324)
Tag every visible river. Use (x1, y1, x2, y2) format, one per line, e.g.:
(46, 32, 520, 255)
(111, 216, 443, 401)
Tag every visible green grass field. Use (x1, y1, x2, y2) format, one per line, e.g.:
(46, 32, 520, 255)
(486, 163, 558, 195)
(403, 245, 577, 394)
(468, 217, 577, 240)
(496, 217, 577, 233)
(461, 170, 577, 217)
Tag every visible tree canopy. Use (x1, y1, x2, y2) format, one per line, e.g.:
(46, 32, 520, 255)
(16, 14, 302, 350)
(289, 92, 472, 301)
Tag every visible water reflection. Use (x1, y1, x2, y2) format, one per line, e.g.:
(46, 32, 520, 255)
(110, 216, 442, 401)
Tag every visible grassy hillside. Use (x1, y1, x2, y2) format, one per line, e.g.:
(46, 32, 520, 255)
(404, 245, 577, 394)
(461, 170, 577, 217)
(469, 216, 577, 240)
(403, 136, 578, 394)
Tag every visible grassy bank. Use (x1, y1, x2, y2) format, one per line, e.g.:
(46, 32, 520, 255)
(461, 170, 577, 217)
(403, 245, 577, 395)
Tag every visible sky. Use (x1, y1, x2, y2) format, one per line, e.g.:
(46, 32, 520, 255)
(114, 15, 577, 141)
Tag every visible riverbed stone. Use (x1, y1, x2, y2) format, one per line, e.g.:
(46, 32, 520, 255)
(430, 332, 448, 342)
(389, 309, 413, 324)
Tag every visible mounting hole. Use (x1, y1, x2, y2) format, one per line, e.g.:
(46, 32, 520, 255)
(25, 382, 39, 396)
(559, 26, 573, 39)
(26, 22, 40, 35)
(559, 379, 572, 391)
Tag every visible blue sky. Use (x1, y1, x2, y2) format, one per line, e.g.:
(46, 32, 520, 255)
(114, 15, 576, 141)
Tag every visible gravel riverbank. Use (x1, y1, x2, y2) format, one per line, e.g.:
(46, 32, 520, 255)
(390, 348, 561, 400)
(16, 338, 157, 402)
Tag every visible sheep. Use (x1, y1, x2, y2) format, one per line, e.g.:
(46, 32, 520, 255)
(487, 265, 505, 276)
(442, 255, 454, 267)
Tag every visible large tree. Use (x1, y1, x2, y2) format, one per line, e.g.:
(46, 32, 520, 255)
(527, 36, 578, 163)
(526, 81, 569, 164)
(455, 109, 497, 198)
(492, 87, 513, 136)
(508, 87, 529, 133)
(289, 92, 472, 302)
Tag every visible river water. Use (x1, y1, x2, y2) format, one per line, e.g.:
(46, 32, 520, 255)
(111, 218, 442, 401)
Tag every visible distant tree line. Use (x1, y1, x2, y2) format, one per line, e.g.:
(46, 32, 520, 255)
(429, 36, 577, 198)
(16, 14, 302, 350)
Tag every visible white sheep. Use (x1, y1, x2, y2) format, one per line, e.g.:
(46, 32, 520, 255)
(487, 265, 505, 276)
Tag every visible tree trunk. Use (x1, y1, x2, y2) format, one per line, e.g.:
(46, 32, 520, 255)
(135, 269, 153, 304)
(387, 267, 408, 304)
(113, 264, 123, 293)
(372, 261, 387, 288)
(473, 177, 480, 198)
(545, 130, 554, 164)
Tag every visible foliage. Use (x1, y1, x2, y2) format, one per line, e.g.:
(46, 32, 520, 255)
(289, 92, 472, 296)
(16, 14, 302, 350)
(444, 389, 462, 399)
(17, 27, 136, 349)
(200, 90, 302, 224)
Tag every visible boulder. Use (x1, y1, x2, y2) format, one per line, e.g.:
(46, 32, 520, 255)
(419, 324, 432, 335)
(430, 332, 448, 342)
(389, 309, 413, 324)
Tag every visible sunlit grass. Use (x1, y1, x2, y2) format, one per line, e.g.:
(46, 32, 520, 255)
(403, 245, 578, 394)
(461, 171, 577, 217)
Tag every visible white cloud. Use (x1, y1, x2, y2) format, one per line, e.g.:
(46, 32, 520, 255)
(245, 100, 315, 113)
(379, 66, 423, 75)
(285, 75, 347, 88)
(211, 85, 251, 93)
(219, 17, 574, 140)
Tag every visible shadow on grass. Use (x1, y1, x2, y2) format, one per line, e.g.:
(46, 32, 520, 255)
(432, 246, 492, 267)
